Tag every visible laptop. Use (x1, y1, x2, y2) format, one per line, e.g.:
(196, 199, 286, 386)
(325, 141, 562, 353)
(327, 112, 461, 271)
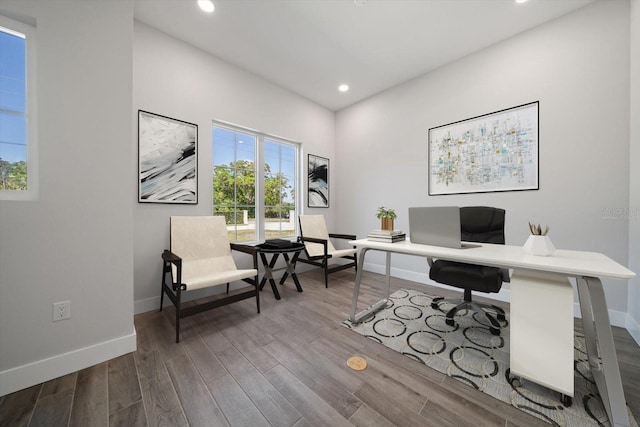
(408, 206, 478, 249)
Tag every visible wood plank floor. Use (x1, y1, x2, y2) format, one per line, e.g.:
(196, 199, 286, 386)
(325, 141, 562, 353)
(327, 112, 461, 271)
(1, 269, 638, 426)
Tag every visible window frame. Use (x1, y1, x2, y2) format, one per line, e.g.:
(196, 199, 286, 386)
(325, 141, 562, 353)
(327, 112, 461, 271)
(0, 15, 38, 201)
(212, 120, 301, 243)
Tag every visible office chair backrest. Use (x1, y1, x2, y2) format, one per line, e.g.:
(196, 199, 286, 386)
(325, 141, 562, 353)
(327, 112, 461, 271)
(460, 206, 505, 244)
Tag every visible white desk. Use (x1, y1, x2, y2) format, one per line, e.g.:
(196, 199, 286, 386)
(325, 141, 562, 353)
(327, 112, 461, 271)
(348, 239, 635, 427)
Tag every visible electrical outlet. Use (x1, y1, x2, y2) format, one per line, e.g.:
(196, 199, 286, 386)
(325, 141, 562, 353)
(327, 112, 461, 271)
(52, 301, 71, 322)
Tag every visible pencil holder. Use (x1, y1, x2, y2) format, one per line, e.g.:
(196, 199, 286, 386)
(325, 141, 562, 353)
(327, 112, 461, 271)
(523, 234, 556, 256)
(524, 222, 556, 256)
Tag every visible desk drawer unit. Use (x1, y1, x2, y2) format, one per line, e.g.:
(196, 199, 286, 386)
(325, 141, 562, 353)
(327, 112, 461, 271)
(510, 269, 574, 397)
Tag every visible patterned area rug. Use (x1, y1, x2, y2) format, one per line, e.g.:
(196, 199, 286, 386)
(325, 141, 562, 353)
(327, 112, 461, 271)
(341, 289, 638, 427)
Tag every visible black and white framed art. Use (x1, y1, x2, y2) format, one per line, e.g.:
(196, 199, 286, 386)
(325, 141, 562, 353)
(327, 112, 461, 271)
(138, 110, 198, 204)
(308, 154, 329, 208)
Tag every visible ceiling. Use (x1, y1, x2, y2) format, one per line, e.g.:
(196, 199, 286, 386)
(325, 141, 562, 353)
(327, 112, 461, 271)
(134, 0, 596, 111)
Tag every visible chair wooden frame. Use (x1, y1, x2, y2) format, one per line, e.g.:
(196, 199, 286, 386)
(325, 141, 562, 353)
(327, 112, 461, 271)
(160, 217, 260, 342)
(297, 215, 357, 288)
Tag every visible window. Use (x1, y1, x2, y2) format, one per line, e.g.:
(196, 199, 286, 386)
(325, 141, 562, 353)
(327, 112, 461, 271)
(263, 139, 296, 237)
(0, 16, 37, 200)
(213, 123, 299, 242)
(213, 127, 257, 242)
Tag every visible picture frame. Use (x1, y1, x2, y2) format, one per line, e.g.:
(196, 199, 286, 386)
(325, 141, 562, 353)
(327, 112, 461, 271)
(428, 101, 539, 196)
(138, 110, 198, 204)
(308, 154, 329, 208)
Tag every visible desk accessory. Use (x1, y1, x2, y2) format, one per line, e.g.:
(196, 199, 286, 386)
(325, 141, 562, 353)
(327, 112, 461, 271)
(367, 229, 405, 243)
(523, 222, 556, 256)
(376, 206, 397, 231)
(263, 238, 295, 249)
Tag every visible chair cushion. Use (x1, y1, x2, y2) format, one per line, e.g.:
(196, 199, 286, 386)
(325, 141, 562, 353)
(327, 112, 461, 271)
(171, 216, 233, 260)
(330, 248, 358, 259)
(299, 215, 338, 257)
(305, 241, 337, 258)
(429, 259, 502, 293)
(175, 258, 257, 291)
(170, 216, 256, 291)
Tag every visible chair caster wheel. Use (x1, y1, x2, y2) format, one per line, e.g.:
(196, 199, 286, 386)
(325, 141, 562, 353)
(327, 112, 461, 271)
(497, 313, 506, 321)
(445, 318, 455, 327)
(561, 394, 572, 407)
(431, 302, 440, 310)
(490, 327, 500, 336)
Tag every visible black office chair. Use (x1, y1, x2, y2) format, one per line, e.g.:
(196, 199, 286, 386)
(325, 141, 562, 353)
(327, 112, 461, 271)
(429, 206, 509, 336)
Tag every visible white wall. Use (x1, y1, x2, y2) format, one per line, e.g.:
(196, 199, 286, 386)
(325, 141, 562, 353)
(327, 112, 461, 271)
(0, 0, 135, 396)
(335, 0, 632, 324)
(0, 0, 635, 398)
(133, 23, 337, 313)
(628, 0, 640, 342)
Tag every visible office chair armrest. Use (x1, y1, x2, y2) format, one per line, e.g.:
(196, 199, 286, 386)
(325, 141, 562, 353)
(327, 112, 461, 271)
(329, 233, 357, 240)
(230, 243, 259, 269)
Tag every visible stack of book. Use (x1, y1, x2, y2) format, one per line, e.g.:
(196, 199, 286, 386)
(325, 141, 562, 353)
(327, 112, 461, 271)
(367, 229, 406, 243)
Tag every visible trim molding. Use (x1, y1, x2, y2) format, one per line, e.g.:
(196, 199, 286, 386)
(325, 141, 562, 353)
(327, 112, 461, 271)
(626, 313, 640, 346)
(0, 330, 136, 397)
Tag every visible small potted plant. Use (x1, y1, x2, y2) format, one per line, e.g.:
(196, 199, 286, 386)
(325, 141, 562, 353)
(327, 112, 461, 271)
(376, 207, 397, 231)
(523, 222, 556, 256)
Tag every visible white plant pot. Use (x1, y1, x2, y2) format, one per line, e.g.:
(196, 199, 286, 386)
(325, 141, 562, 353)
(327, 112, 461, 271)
(523, 235, 556, 256)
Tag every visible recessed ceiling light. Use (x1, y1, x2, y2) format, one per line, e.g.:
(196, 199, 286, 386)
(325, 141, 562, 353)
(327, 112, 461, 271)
(515, 0, 528, 3)
(338, 84, 349, 92)
(198, 0, 215, 13)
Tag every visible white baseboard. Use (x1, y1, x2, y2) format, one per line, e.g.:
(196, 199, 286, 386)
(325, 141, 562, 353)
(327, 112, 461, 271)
(604, 307, 628, 329)
(0, 329, 136, 397)
(362, 262, 627, 329)
(626, 313, 640, 346)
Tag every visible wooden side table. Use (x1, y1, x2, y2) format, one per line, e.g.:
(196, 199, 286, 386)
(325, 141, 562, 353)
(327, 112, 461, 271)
(253, 241, 305, 300)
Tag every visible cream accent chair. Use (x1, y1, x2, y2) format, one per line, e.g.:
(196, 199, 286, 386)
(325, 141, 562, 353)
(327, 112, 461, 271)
(161, 216, 259, 342)
(297, 215, 357, 288)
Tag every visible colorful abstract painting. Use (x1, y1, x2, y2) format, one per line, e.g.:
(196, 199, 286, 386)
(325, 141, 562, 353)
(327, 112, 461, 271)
(429, 102, 539, 195)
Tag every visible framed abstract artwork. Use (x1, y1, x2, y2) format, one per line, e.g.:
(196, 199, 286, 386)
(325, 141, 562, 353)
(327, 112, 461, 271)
(428, 101, 539, 195)
(138, 110, 198, 204)
(308, 154, 329, 208)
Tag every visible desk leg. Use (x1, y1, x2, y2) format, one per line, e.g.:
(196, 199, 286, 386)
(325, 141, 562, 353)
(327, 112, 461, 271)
(576, 278, 599, 369)
(350, 248, 390, 324)
(577, 276, 630, 427)
(383, 251, 392, 299)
